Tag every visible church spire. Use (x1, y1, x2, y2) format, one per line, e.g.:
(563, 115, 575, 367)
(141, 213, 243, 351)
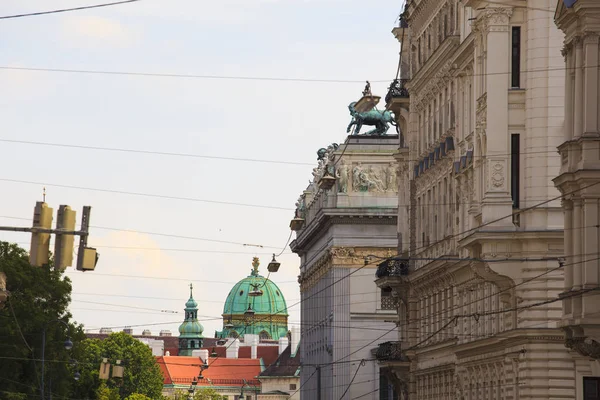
(178, 283, 204, 356)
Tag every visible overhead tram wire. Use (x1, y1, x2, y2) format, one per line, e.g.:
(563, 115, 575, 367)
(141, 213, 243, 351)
(0, 0, 141, 19)
(0, 178, 292, 211)
(0, 139, 313, 166)
(0, 137, 595, 165)
(2, 61, 600, 88)
(0, 66, 388, 84)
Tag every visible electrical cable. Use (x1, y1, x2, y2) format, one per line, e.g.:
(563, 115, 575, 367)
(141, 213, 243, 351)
(338, 359, 366, 400)
(0, 66, 390, 84)
(0, 0, 141, 20)
(2, 62, 599, 88)
(1, 137, 594, 165)
(0, 178, 292, 211)
(0, 138, 313, 166)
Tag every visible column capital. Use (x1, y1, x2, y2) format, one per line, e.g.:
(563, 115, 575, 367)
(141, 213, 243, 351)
(474, 7, 513, 33)
(583, 33, 600, 45)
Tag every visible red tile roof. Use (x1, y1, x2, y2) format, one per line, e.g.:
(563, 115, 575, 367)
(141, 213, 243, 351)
(157, 356, 262, 387)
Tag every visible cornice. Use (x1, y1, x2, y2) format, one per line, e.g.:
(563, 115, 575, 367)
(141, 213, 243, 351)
(291, 208, 398, 253)
(453, 328, 565, 359)
(458, 229, 564, 249)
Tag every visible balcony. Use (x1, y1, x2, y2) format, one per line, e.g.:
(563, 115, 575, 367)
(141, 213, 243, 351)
(385, 79, 410, 116)
(376, 259, 409, 278)
(375, 259, 409, 305)
(375, 341, 409, 362)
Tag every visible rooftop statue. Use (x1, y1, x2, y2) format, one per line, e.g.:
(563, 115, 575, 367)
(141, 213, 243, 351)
(346, 102, 395, 136)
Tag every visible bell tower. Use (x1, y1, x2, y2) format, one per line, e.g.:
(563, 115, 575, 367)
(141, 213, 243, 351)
(178, 283, 204, 356)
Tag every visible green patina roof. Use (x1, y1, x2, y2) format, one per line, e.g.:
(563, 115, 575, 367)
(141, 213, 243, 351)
(222, 258, 288, 317)
(179, 283, 204, 338)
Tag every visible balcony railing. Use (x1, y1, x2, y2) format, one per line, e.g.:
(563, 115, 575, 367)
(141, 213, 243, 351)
(375, 259, 409, 279)
(375, 341, 408, 362)
(385, 79, 409, 104)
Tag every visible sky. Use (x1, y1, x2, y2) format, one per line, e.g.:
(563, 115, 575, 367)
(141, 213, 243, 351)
(0, 0, 401, 338)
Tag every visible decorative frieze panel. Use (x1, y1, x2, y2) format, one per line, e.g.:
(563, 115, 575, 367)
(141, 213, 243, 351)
(341, 162, 398, 193)
(487, 159, 507, 192)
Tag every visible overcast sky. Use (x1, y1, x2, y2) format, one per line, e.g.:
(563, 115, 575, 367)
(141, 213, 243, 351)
(0, 0, 400, 338)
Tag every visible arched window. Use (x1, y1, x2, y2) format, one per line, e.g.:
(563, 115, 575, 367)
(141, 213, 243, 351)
(190, 340, 195, 348)
(259, 331, 271, 340)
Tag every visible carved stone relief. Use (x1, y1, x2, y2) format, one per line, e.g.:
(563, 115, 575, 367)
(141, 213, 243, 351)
(351, 162, 398, 193)
(488, 159, 507, 192)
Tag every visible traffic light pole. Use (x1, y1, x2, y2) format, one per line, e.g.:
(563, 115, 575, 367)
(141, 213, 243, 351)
(0, 226, 84, 235)
(0, 201, 98, 270)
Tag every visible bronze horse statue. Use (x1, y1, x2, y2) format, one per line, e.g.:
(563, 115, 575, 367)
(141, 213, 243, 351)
(346, 102, 395, 136)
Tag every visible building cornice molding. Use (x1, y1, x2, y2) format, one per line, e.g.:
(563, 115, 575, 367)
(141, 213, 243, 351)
(292, 209, 397, 252)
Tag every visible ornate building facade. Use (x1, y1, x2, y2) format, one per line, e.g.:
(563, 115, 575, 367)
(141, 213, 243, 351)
(554, 0, 600, 398)
(291, 136, 400, 399)
(378, 0, 584, 398)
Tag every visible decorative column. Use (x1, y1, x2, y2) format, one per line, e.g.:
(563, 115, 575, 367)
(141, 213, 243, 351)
(477, 7, 514, 226)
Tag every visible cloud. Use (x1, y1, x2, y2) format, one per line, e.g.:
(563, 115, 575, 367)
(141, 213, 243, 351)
(61, 16, 139, 48)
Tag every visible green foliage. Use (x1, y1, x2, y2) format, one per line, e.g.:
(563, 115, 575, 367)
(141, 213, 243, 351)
(0, 241, 84, 400)
(125, 394, 152, 400)
(171, 388, 224, 400)
(72, 332, 164, 399)
(96, 382, 120, 400)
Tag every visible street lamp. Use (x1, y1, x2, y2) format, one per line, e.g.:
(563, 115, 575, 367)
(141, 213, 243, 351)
(41, 319, 74, 400)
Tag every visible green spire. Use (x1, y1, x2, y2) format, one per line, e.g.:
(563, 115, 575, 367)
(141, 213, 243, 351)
(179, 283, 204, 356)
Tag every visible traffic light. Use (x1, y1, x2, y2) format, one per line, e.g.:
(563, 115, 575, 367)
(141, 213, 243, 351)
(77, 247, 99, 271)
(29, 202, 53, 267)
(54, 205, 76, 270)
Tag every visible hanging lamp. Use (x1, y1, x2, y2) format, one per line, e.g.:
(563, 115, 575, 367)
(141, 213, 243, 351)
(267, 254, 281, 272)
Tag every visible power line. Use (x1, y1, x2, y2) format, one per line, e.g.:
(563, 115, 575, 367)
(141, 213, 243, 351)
(0, 0, 141, 20)
(0, 178, 292, 211)
(0, 216, 287, 249)
(338, 359, 366, 400)
(0, 138, 313, 166)
(0, 66, 388, 84)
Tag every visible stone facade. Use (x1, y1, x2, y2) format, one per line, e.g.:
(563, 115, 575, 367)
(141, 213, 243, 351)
(554, 0, 600, 398)
(291, 136, 399, 400)
(378, 0, 584, 398)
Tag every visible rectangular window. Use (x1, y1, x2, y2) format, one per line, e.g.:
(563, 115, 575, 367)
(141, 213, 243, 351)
(511, 134, 520, 208)
(290, 384, 297, 390)
(584, 377, 600, 400)
(511, 27, 521, 88)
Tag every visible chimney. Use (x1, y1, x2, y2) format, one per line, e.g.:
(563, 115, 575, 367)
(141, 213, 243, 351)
(245, 334, 259, 359)
(192, 349, 209, 363)
(278, 336, 289, 355)
(159, 330, 172, 337)
(165, 351, 171, 356)
(226, 338, 240, 359)
(142, 329, 152, 337)
(123, 326, 133, 335)
(290, 326, 300, 355)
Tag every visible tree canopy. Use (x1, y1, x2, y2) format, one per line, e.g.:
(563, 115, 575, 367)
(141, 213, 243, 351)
(172, 388, 224, 400)
(0, 241, 83, 399)
(72, 332, 164, 399)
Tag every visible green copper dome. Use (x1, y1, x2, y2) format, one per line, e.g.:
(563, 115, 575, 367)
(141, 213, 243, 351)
(216, 258, 289, 340)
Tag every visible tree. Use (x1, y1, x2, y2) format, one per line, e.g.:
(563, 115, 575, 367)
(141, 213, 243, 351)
(124, 394, 152, 400)
(172, 388, 224, 400)
(72, 332, 164, 399)
(0, 241, 84, 400)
